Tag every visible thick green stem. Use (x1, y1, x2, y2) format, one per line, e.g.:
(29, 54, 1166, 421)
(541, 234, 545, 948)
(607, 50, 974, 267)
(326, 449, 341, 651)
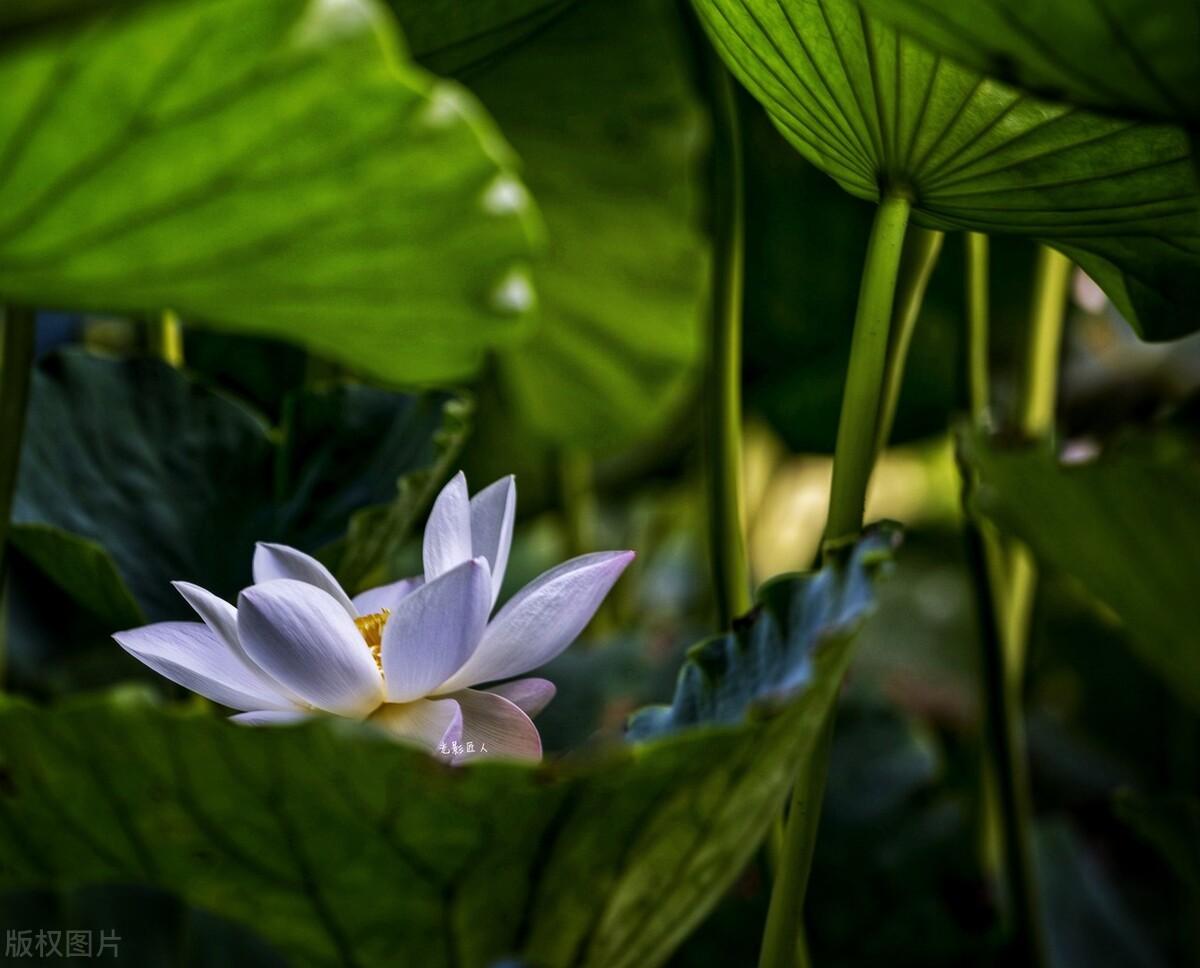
(965, 232, 990, 427)
(0, 307, 35, 590)
(874, 226, 944, 454)
(703, 56, 751, 629)
(971, 244, 1069, 968)
(1019, 248, 1071, 438)
(759, 194, 911, 968)
(147, 309, 184, 367)
(824, 193, 911, 547)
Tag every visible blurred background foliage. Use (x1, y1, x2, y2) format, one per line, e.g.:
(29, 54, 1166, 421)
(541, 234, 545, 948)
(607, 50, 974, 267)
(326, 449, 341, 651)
(1, 0, 1199, 965)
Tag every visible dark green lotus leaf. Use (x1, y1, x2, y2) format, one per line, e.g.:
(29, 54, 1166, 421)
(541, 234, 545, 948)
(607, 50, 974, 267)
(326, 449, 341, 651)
(692, 0, 1200, 339)
(962, 428, 1200, 707)
(11, 351, 463, 621)
(0, 0, 538, 381)
(858, 0, 1200, 125)
(0, 530, 892, 967)
(7, 524, 144, 628)
(387, 0, 576, 74)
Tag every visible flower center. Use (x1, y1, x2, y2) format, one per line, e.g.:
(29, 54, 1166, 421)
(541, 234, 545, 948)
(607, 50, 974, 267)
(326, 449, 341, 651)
(354, 609, 389, 668)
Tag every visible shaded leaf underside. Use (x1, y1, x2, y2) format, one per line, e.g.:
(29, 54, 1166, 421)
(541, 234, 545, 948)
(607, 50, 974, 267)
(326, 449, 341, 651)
(859, 0, 1200, 126)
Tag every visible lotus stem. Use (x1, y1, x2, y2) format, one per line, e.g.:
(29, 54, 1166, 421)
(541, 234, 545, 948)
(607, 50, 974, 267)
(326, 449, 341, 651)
(702, 51, 751, 629)
(966, 232, 990, 426)
(874, 226, 944, 454)
(972, 244, 1069, 968)
(147, 309, 184, 367)
(823, 192, 911, 547)
(760, 192, 911, 968)
(0, 306, 35, 595)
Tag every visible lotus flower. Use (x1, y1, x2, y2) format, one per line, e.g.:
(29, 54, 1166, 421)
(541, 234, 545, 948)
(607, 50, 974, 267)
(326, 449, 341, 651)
(114, 473, 633, 761)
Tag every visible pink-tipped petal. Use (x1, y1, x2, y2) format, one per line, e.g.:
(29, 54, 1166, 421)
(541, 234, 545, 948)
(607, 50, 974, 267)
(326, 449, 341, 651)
(450, 689, 542, 762)
(380, 558, 490, 703)
(237, 580, 383, 718)
(371, 698, 462, 754)
(230, 710, 312, 726)
(422, 472, 472, 581)
(470, 475, 516, 607)
(253, 543, 355, 616)
(485, 678, 556, 718)
(114, 622, 295, 712)
(351, 576, 423, 616)
(436, 551, 634, 692)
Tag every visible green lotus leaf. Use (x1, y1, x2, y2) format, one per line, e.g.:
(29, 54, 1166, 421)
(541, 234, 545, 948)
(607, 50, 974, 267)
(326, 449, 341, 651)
(11, 351, 463, 621)
(0, 0, 538, 381)
(962, 428, 1200, 707)
(692, 0, 1200, 339)
(857, 0, 1200, 125)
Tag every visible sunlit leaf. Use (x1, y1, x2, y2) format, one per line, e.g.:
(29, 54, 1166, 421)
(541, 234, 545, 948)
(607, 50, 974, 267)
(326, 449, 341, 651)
(858, 0, 1200, 125)
(0, 531, 893, 968)
(12, 351, 462, 620)
(962, 429, 1200, 706)
(692, 0, 1200, 339)
(0, 0, 538, 381)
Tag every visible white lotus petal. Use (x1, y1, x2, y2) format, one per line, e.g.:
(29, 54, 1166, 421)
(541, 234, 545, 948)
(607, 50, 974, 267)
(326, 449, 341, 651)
(171, 581, 303, 704)
(252, 542, 355, 616)
(371, 698, 462, 753)
(237, 580, 383, 717)
(351, 576, 423, 616)
(436, 551, 634, 692)
(114, 622, 295, 712)
(381, 558, 490, 703)
(422, 471, 472, 580)
(230, 710, 313, 726)
(450, 689, 542, 761)
(470, 475, 516, 607)
(485, 677, 556, 718)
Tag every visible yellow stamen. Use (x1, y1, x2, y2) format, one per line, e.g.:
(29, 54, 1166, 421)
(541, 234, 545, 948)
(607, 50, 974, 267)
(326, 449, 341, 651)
(354, 609, 389, 668)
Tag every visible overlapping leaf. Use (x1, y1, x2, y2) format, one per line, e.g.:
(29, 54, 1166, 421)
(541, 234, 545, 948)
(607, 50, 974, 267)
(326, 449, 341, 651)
(692, 0, 1200, 338)
(962, 429, 1200, 706)
(11, 351, 464, 621)
(462, 0, 710, 451)
(0, 532, 893, 968)
(0, 0, 538, 381)
(858, 0, 1200, 125)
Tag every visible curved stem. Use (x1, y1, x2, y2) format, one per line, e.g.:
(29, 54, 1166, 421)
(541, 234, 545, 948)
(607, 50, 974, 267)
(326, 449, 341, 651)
(824, 193, 911, 547)
(874, 226, 944, 454)
(965, 232, 990, 427)
(0, 306, 35, 589)
(703, 55, 751, 629)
